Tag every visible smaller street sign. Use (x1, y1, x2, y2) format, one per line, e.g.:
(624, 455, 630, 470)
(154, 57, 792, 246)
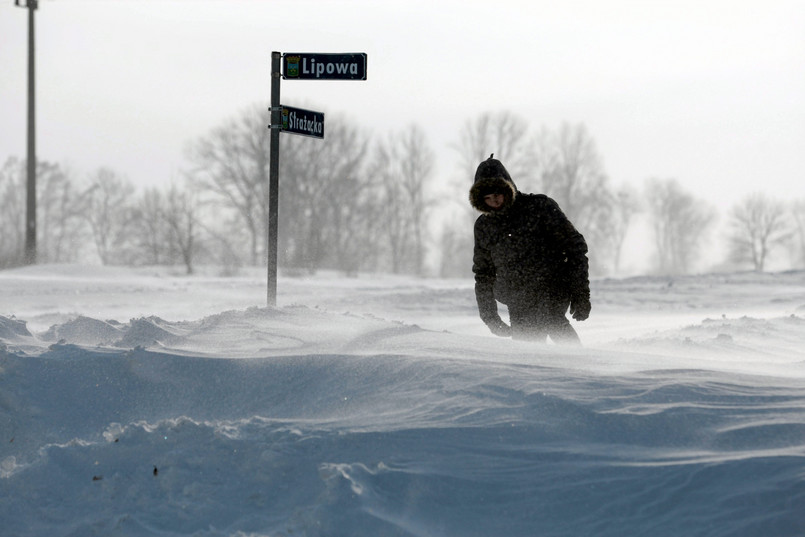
(283, 53, 367, 80)
(280, 105, 325, 139)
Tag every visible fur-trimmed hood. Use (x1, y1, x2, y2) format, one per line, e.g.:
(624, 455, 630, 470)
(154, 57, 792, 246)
(469, 154, 518, 214)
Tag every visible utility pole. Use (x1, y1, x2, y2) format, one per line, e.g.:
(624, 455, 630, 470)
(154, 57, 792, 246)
(15, 0, 38, 265)
(267, 51, 281, 306)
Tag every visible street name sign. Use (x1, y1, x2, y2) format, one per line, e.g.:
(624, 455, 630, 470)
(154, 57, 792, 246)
(283, 53, 367, 80)
(280, 105, 324, 139)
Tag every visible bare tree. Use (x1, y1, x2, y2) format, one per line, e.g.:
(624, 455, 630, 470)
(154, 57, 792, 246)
(397, 125, 434, 275)
(645, 178, 716, 275)
(727, 193, 790, 272)
(280, 118, 373, 274)
(186, 103, 270, 266)
(1, 157, 90, 266)
(134, 187, 170, 265)
(130, 182, 203, 274)
(0, 157, 26, 267)
(532, 123, 619, 275)
(371, 140, 407, 272)
(595, 185, 642, 275)
(533, 123, 611, 230)
(438, 226, 466, 278)
(442, 111, 532, 277)
(84, 168, 137, 265)
(792, 199, 805, 269)
(371, 124, 435, 275)
(164, 183, 201, 274)
(454, 111, 533, 185)
(36, 161, 89, 263)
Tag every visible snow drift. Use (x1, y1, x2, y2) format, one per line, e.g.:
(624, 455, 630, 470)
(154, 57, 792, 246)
(1, 265, 804, 536)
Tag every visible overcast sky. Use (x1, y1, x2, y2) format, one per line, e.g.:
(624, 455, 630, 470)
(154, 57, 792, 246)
(2, 0, 804, 212)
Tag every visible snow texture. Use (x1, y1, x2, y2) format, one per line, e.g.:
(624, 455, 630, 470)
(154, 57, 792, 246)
(1, 265, 805, 536)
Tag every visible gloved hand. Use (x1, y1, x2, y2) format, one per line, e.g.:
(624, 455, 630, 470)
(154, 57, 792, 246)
(569, 296, 591, 321)
(487, 319, 512, 337)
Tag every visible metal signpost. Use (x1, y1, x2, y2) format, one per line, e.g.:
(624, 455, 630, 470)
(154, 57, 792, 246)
(266, 51, 366, 306)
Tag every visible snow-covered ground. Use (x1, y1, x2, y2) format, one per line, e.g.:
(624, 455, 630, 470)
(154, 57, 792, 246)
(2, 265, 804, 537)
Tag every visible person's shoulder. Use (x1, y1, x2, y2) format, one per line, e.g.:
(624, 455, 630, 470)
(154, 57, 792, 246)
(474, 212, 492, 228)
(519, 192, 558, 208)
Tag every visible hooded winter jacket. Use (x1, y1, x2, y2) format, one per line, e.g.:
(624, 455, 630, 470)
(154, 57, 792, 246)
(470, 156, 590, 329)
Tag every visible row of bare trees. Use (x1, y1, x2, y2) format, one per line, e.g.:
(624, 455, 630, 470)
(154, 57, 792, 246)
(0, 157, 203, 272)
(2, 105, 804, 276)
(442, 114, 643, 276)
(183, 104, 434, 276)
(445, 112, 804, 275)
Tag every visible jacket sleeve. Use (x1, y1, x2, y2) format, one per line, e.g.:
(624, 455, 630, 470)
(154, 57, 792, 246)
(472, 218, 505, 326)
(545, 198, 590, 300)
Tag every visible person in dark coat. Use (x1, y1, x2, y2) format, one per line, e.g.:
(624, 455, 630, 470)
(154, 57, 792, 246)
(470, 154, 591, 343)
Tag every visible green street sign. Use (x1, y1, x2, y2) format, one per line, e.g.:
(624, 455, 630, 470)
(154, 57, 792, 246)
(280, 105, 324, 139)
(283, 53, 367, 80)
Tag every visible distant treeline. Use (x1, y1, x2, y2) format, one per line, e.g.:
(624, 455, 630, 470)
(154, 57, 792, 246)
(2, 106, 804, 275)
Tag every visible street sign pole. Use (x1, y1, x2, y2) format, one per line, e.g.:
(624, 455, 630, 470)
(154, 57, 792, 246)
(267, 51, 281, 307)
(266, 50, 365, 307)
